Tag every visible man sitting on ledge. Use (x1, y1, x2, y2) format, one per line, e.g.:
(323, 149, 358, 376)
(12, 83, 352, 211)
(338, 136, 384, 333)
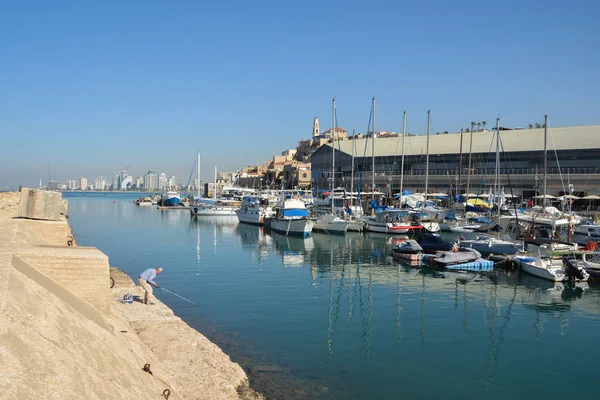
(138, 266, 163, 305)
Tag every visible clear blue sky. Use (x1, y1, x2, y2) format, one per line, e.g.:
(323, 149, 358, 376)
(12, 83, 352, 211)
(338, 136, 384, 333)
(1, 0, 599, 188)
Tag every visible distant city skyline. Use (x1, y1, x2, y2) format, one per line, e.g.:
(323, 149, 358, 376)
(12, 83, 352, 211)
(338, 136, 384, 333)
(2, 0, 600, 189)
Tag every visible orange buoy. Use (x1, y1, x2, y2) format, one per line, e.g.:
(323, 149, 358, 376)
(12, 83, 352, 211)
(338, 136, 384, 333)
(114, 200, 116, 203)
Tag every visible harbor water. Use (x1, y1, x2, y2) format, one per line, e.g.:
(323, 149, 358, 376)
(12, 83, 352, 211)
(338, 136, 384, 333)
(66, 192, 600, 399)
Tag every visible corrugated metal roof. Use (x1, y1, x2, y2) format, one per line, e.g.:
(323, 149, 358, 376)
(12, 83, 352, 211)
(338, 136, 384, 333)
(326, 125, 600, 157)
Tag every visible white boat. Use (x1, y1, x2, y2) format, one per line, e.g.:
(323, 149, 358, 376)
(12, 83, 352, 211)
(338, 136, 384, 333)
(514, 255, 589, 282)
(311, 99, 348, 236)
(270, 199, 315, 237)
(134, 197, 153, 206)
(363, 209, 421, 234)
(422, 205, 450, 220)
(312, 213, 348, 235)
(190, 164, 240, 217)
(346, 218, 364, 232)
(419, 220, 441, 233)
(235, 196, 275, 225)
(572, 222, 600, 244)
(190, 199, 239, 217)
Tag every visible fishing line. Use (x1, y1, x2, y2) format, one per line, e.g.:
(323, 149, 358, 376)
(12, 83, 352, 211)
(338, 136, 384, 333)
(160, 287, 196, 305)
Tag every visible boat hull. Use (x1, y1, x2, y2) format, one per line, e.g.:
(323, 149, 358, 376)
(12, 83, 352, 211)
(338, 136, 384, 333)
(190, 206, 237, 217)
(162, 197, 180, 207)
(515, 257, 570, 282)
(235, 209, 271, 225)
(313, 218, 348, 235)
(391, 251, 423, 262)
(271, 218, 314, 237)
(346, 220, 363, 232)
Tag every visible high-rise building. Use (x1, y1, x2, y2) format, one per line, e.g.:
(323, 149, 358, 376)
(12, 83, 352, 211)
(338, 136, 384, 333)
(67, 180, 78, 190)
(95, 176, 106, 190)
(168, 176, 176, 189)
(158, 173, 168, 190)
(144, 171, 159, 191)
(80, 177, 88, 191)
(47, 180, 61, 190)
(135, 176, 143, 190)
(112, 172, 120, 191)
(120, 175, 133, 190)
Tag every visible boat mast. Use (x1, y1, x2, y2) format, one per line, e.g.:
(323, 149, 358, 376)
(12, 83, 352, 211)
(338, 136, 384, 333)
(495, 116, 501, 234)
(214, 165, 217, 200)
(458, 130, 463, 196)
(424, 110, 431, 199)
(197, 151, 200, 199)
(371, 97, 376, 213)
(350, 130, 355, 207)
(399, 110, 406, 207)
(466, 121, 475, 198)
(543, 114, 548, 208)
(331, 98, 336, 214)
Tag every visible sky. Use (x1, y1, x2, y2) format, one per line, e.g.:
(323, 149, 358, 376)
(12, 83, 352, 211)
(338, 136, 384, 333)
(1, 0, 599, 188)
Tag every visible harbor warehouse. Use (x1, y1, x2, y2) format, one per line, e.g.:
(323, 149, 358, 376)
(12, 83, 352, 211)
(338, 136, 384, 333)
(310, 125, 600, 198)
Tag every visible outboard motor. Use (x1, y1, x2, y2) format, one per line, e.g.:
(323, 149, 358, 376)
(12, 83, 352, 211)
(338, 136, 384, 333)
(564, 258, 585, 281)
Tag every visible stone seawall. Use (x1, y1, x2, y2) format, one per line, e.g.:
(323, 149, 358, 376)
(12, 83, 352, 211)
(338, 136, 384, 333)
(0, 191, 262, 400)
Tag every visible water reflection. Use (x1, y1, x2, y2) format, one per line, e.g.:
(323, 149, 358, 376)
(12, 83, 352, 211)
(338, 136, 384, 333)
(270, 231, 314, 268)
(63, 194, 600, 400)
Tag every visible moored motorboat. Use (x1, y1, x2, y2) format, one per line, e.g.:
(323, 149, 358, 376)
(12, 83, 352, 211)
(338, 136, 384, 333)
(235, 196, 275, 225)
(422, 248, 494, 271)
(363, 209, 423, 234)
(312, 213, 348, 235)
(271, 199, 315, 237)
(514, 255, 589, 282)
(190, 199, 239, 217)
(389, 239, 423, 263)
(416, 233, 454, 254)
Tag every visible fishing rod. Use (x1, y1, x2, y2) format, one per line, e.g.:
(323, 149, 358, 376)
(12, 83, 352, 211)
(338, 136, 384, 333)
(160, 287, 196, 305)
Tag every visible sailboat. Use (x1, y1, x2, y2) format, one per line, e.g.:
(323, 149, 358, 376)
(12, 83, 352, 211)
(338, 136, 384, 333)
(344, 131, 364, 232)
(459, 117, 525, 255)
(416, 110, 442, 232)
(312, 98, 349, 235)
(190, 163, 239, 217)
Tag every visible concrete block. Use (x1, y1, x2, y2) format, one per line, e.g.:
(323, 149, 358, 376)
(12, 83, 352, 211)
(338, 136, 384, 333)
(15, 245, 111, 313)
(18, 189, 68, 221)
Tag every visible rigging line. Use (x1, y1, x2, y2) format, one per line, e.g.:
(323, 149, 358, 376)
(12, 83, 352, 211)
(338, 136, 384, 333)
(355, 103, 374, 203)
(185, 156, 198, 197)
(499, 136, 521, 223)
(575, 163, 600, 194)
(475, 130, 498, 196)
(546, 118, 567, 195)
(388, 117, 404, 176)
(334, 103, 348, 190)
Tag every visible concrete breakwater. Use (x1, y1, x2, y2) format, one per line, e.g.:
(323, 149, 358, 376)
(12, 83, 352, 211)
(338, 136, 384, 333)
(0, 190, 262, 399)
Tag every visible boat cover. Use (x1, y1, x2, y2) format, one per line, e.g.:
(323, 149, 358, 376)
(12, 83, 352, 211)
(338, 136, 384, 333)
(282, 209, 309, 217)
(392, 240, 423, 253)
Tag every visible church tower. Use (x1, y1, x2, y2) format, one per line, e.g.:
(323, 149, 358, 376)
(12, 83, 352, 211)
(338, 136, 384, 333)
(312, 117, 320, 138)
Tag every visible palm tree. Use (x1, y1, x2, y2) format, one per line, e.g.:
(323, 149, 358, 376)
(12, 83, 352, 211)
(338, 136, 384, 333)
(535, 123, 542, 129)
(482, 121, 487, 131)
(528, 124, 533, 129)
(477, 122, 481, 131)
